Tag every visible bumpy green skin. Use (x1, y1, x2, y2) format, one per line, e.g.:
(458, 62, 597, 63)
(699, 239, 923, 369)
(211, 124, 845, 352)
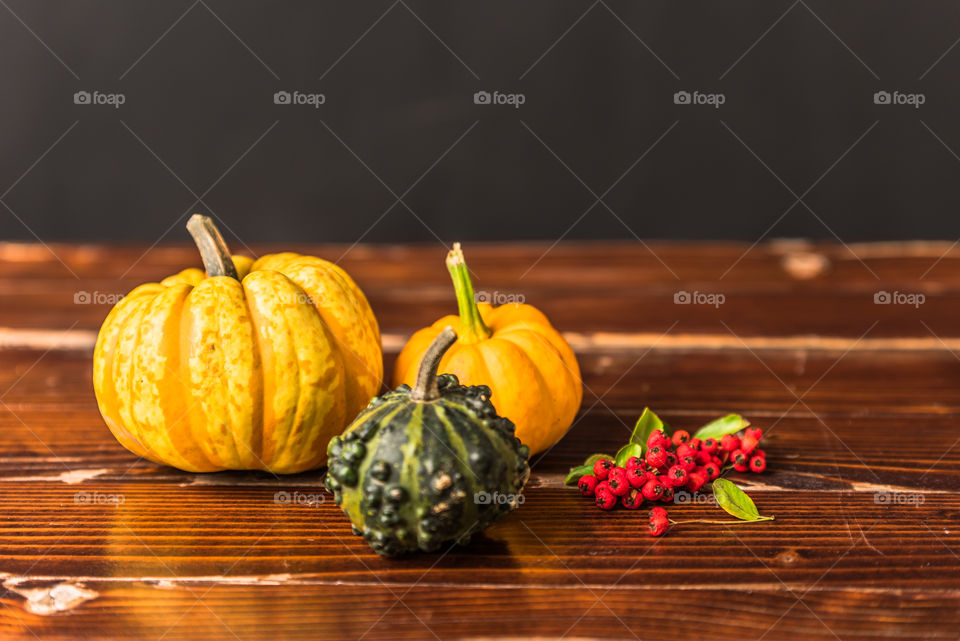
(325, 374, 531, 557)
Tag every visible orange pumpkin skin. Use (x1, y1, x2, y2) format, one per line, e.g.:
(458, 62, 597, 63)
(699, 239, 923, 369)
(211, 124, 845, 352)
(392, 247, 581, 454)
(93, 221, 382, 474)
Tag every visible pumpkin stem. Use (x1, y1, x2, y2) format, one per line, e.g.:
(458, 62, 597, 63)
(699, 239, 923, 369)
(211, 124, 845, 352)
(410, 326, 458, 402)
(186, 214, 239, 280)
(445, 243, 492, 343)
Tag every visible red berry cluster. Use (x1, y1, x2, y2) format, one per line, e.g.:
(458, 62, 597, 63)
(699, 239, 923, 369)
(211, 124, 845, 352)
(576, 427, 766, 535)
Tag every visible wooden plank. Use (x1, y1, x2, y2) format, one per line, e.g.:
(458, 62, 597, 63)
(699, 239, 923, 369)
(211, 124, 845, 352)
(0, 348, 958, 488)
(0, 485, 952, 589)
(0, 242, 958, 640)
(2, 584, 957, 641)
(2, 241, 960, 336)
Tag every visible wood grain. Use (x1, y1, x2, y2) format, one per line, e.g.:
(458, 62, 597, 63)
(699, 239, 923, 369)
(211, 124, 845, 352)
(0, 241, 958, 640)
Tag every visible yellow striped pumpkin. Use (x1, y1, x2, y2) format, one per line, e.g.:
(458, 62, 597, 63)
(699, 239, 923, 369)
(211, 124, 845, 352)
(93, 215, 382, 473)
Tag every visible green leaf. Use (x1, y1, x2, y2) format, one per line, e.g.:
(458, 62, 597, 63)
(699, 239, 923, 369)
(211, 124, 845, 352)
(712, 478, 762, 520)
(583, 453, 614, 467)
(615, 443, 642, 468)
(564, 453, 615, 486)
(693, 414, 750, 441)
(564, 464, 593, 486)
(627, 408, 667, 453)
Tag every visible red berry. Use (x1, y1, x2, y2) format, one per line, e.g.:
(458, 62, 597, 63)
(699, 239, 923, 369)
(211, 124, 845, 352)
(731, 449, 749, 472)
(625, 467, 646, 489)
(642, 479, 664, 501)
(689, 438, 702, 451)
(593, 458, 614, 480)
(720, 434, 740, 452)
(578, 474, 598, 496)
(595, 484, 617, 510)
(608, 467, 627, 483)
(645, 445, 667, 468)
(753, 448, 766, 459)
(665, 452, 678, 468)
(740, 435, 759, 454)
(648, 509, 669, 537)
(668, 465, 689, 487)
(695, 451, 712, 465)
(685, 471, 707, 492)
(660, 485, 674, 502)
(607, 474, 630, 497)
(676, 444, 694, 459)
(746, 427, 763, 441)
(672, 430, 690, 446)
(647, 431, 667, 450)
(749, 455, 767, 473)
(702, 438, 719, 454)
(621, 488, 643, 509)
(680, 455, 697, 472)
(625, 456, 643, 471)
(703, 462, 720, 480)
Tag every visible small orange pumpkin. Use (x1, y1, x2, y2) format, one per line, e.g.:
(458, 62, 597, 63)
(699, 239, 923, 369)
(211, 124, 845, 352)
(93, 215, 382, 474)
(392, 244, 582, 454)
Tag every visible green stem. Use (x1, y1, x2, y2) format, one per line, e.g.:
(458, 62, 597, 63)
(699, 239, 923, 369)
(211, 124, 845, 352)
(186, 214, 238, 280)
(669, 516, 775, 525)
(445, 243, 491, 343)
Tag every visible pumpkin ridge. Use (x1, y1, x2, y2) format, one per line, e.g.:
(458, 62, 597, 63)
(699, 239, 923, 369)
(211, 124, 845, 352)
(489, 329, 573, 389)
(239, 283, 266, 468)
(181, 280, 247, 470)
(280, 262, 378, 419)
(335, 398, 411, 537)
(212, 286, 244, 466)
(269, 284, 303, 471)
(433, 404, 482, 530)
(121, 294, 160, 460)
(322, 264, 382, 370)
(395, 402, 421, 544)
(147, 284, 214, 472)
(94, 288, 160, 461)
(242, 273, 300, 470)
(177, 285, 217, 471)
(300, 291, 349, 471)
(132, 286, 215, 472)
(486, 331, 576, 453)
(415, 402, 469, 551)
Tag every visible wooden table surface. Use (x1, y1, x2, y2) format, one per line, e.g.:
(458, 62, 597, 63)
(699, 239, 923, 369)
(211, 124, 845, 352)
(0, 239, 958, 640)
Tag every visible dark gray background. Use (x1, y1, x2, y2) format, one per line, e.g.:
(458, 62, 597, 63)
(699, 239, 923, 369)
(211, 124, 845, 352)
(1, 1, 958, 244)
